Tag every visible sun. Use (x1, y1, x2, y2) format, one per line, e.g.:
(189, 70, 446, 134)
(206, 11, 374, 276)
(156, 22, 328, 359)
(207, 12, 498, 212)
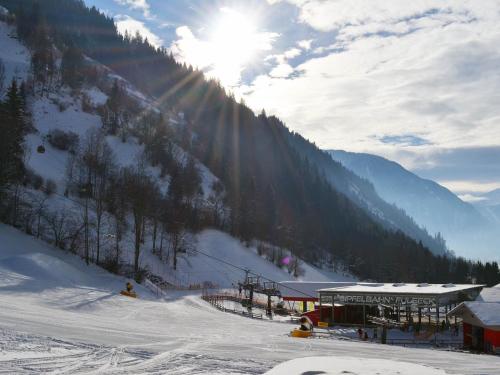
(207, 8, 266, 87)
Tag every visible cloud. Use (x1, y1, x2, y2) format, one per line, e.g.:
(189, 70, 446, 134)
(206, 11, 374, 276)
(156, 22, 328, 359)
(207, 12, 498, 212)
(114, 15, 163, 47)
(379, 135, 432, 147)
(267, 1, 498, 33)
(241, 1, 500, 193)
(376, 146, 500, 194)
(269, 63, 294, 78)
(115, 0, 151, 19)
(297, 39, 313, 50)
(169, 8, 279, 87)
(458, 193, 488, 203)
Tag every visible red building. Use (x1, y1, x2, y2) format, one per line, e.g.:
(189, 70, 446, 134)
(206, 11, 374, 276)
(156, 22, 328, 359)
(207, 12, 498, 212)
(448, 301, 500, 354)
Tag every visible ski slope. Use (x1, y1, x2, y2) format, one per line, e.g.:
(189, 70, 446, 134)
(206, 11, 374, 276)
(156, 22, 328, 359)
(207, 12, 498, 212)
(1, 224, 499, 374)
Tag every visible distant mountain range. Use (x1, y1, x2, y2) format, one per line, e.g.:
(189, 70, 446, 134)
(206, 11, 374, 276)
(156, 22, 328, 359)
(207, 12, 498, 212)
(473, 189, 500, 227)
(328, 150, 499, 261)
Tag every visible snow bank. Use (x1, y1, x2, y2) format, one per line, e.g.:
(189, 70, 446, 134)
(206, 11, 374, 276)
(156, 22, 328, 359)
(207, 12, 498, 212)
(265, 356, 449, 375)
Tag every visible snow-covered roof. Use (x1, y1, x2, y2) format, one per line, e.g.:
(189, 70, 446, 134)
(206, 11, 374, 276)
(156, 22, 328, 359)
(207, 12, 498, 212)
(318, 282, 484, 296)
(278, 281, 356, 299)
(448, 302, 500, 329)
(475, 284, 500, 303)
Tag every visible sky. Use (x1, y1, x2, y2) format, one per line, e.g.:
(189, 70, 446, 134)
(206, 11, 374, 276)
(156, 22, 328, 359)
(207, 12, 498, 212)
(84, 0, 500, 201)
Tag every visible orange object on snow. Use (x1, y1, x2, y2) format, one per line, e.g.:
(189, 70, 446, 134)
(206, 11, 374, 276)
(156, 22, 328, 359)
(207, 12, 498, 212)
(120, 282, 137, 298)
(120, 290, 137, 298)
(291, 329, 312, 338)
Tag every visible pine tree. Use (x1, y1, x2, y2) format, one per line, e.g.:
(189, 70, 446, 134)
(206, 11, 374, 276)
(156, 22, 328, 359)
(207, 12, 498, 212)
(0, 80, 26, 195)
(61, 44, 84, 89)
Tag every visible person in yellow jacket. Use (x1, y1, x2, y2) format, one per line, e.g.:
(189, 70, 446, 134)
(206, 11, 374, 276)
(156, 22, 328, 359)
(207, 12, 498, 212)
(126, 282, 133, 293)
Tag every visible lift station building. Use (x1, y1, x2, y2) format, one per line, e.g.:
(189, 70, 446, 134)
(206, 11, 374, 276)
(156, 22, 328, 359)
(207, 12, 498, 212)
(279, 281, 484, 327)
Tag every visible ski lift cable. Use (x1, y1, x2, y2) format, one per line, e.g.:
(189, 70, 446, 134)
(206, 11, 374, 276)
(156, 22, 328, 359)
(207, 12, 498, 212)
(191, 247, 316, 299)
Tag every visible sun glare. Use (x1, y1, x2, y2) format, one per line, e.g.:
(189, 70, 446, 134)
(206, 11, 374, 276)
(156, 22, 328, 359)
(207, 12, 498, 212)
(208, 8, 263, 87)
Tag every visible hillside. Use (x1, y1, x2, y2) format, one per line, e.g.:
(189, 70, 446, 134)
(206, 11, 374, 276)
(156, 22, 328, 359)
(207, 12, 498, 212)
(0, 17, 352, 287)
(1, 224, 499, 374)
(285, 132, 449, 256)
(329, 150, 499, 261)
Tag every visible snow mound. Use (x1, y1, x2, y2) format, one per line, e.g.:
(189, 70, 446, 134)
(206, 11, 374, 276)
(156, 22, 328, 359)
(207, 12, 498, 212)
(265, 356, 449, 375)
(0, 253, 91, 289)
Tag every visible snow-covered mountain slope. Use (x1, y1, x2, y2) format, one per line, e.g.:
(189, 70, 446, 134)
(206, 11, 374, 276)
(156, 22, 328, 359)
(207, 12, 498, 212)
(0, 19, 349, 286)
(288, 135, 449, 255)
(1, 224, 499, 374)
(473, 189, 500, 226)
(0, 21, 30, 87)
(140, 229, 356, 288)
(329, 150, 498, 261)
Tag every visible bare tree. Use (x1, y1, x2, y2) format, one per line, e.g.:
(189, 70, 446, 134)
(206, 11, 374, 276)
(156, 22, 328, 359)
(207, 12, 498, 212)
(122, 162, 156, 273)
(106, 173, 128, 265)
(33, 194, 48, 238)
(207, 180, 225, 228)
(44, 209, 69, 249)
(72, 128, 116, 265)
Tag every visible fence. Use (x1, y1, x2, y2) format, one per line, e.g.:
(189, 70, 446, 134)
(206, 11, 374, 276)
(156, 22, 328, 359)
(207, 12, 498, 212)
(201, 291, 263, 320)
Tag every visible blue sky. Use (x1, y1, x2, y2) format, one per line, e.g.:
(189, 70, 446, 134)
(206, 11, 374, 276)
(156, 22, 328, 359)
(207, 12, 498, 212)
(84, 0, 500, 200)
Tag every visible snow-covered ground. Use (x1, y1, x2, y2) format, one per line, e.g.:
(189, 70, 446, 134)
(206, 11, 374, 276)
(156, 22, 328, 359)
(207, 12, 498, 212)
(0, 21, 30, 87)
(265, 356, 449, 375)
(1, 224, 499, 374)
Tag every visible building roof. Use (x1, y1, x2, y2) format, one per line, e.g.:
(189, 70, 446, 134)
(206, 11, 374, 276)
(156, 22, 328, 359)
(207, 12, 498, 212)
(448, 302, 500, 329)
(475, 284, 500, 303)
(278, 281, 356, 299)
(318, 282, 484, 296)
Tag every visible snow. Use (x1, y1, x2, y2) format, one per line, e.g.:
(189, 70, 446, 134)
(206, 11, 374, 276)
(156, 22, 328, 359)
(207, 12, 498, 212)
(0, 22, 30, 89)
(459, 302, 500, 328)
(1, 224, 500, 374)
(265, 356, 449, 375)
(319, 282, 484, 295)
(279, 282, 356, 299)
(84, 87, 108, 106)
(476, 284, 500, 303)
(159, 229, 296, 288)
(32, 93, 102, 136)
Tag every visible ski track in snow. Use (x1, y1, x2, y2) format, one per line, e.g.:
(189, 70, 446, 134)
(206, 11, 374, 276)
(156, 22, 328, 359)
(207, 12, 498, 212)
(0, 328, 269, 374)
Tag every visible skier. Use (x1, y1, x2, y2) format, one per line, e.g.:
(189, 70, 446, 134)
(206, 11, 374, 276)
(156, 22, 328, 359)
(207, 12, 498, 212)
(357, 328, 363, 339)
(299, 316, 313, 332)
